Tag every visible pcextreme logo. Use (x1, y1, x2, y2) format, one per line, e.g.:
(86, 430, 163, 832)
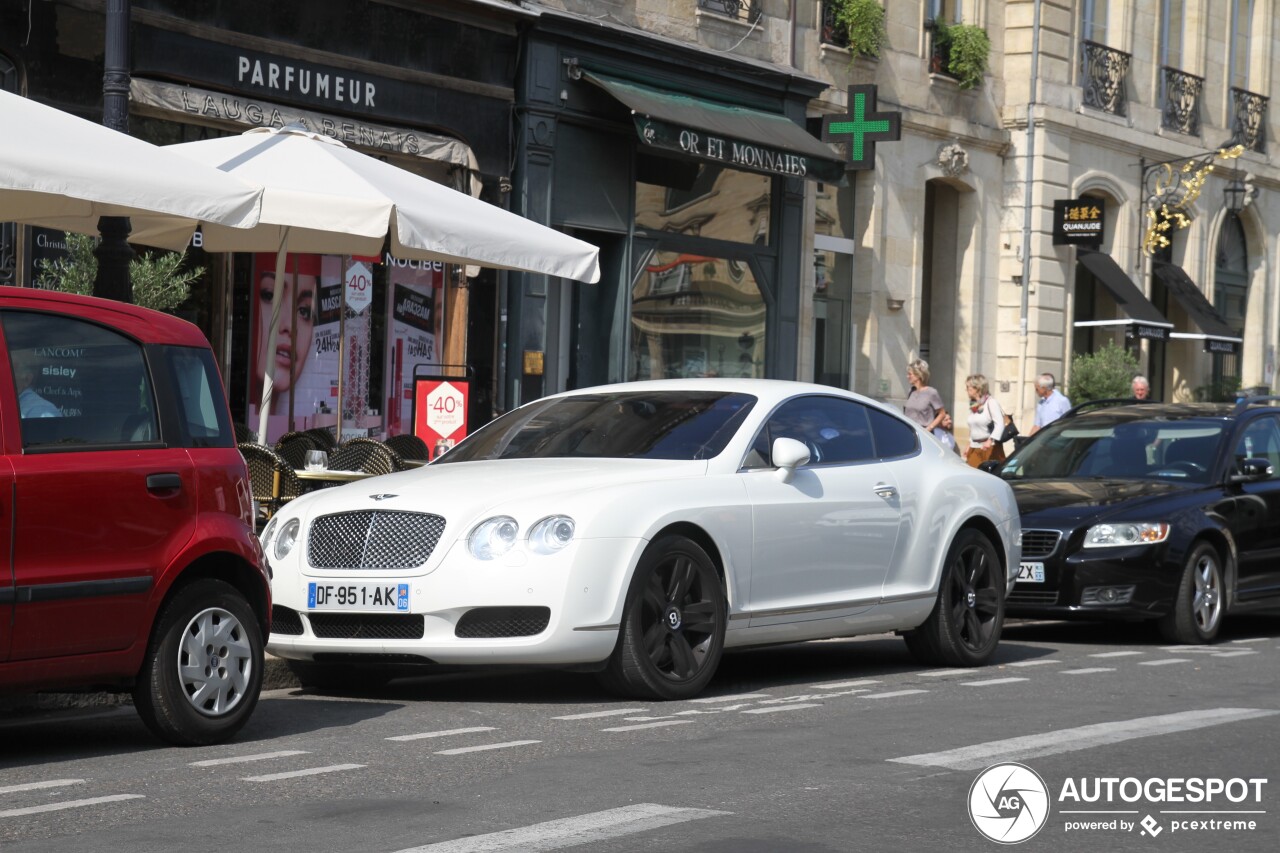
(969, 763, 1052, 844)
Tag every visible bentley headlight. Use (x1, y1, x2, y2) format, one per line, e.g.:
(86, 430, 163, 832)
(274, 518, 301, 561)
(529, 515, 576, 555)
(468, 516, 519, 560)
(259, 516, 278, 549)
(1082, 522, 1170, 548)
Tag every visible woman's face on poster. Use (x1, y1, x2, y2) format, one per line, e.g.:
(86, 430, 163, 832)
(255, 271, 317, 396)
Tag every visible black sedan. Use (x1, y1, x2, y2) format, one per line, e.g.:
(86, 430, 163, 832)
(990, 398, 1280, 642)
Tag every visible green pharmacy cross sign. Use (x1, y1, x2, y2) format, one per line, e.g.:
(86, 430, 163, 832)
(822, 85, 901, 171)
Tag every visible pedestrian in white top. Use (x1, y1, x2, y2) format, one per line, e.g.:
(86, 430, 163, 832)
(964, 374, 1007, 467)
(1029, 373, 1071, 436)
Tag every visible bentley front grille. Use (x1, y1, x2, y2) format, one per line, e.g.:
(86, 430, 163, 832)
(307, 613, 426, 640)
(308, 510, 446, 570)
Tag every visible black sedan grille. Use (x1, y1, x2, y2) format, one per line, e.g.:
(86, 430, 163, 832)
(308, 510, 446, 570)
(1021, 529, 1062, 560)
(455, 607, 551, 638)
(308, 613, 426, 640)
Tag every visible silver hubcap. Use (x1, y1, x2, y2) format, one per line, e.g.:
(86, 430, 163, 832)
(1192, 555, 1223, 634)
(177, 607, 253, 717)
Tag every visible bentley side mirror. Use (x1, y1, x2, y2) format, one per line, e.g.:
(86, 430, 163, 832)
(772, 437, 810, 483)
(979, 460, 1005, 475)
(1230, 457, 1274, 483)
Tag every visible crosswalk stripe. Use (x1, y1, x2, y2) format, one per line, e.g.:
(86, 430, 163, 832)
(602, 720, 694, 732)
(742, 703, 822, 714)
(1212, 650, 1258, 658)
(805, 679, 882, 689)
(243, 764, 365, 782)
(689, 693, 770, 704)
(392, 803, 731, 852)
(888, 707, 1279, 771)
(1007, 659, 1058, 667)
(1090, 651, 1143, 658)
(1139, 659, 1191, 667)
(961, 678, 1028, 687)
(0, 779, 83, 795)
(864, 689, 928, 699)
(387, 727, 496, 741)
(917, 669, 970, 677)
(190, 750, 308, 766)
(1061, 667, 1115, 674)
(0, 794, 143, 818)
(435, 741, 541, 756)
(552, 709, 648, 720)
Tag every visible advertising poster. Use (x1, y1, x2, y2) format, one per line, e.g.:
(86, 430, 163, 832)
(248, 253, 342, 444)
(412, 377, 469, 459)
(384, 256, 445, 436)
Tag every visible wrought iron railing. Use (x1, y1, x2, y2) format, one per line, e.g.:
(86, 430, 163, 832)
(820, 0, 848, 48)
(1231, 87, 1268, 153)
(1161, 67, 1202, 136)
(1081, 40, 1130, 117)
(697, 0, 762, 24)
(0, 223, 16, 287)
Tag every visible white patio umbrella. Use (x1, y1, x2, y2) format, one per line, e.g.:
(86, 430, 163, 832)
(0, 89, 261, 250)
(166, 124, 601, 442)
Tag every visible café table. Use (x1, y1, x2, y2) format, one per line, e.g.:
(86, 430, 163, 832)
(295, 468, 380, 486)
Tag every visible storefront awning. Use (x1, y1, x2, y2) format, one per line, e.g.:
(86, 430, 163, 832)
(1152, 262, 1243, 355)
(582, 71, 846, 184)
(1074, 249, 1173, 341)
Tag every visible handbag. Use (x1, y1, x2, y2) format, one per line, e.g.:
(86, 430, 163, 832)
(1002, 413, 1019, 444)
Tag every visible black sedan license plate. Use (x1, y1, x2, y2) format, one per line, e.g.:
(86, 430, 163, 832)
(307, 582, 410, 612)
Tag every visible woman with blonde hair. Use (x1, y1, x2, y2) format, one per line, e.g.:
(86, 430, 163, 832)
(964, 374, 1008, 467)
(904, 358, 957, 453)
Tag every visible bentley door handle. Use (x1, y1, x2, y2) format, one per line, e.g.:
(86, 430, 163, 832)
(873, 483, 898, 499)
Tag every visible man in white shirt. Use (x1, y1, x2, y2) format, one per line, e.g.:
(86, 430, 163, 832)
(1132, 375, 1151, 400)
(1029, 373, 1071, 436)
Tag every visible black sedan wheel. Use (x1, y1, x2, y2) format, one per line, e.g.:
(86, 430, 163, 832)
(905, 529, 1004, 666)
(598, 534, 726, 700)
(1159, 541, 1225, 644)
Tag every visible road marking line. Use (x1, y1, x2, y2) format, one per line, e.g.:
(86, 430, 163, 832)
(888, 707, 1279, 771)
(1212, 650, 1258, 658)
(0, 779, 84, 795)
(1007, 659, 1058, 667)
(1061, 667, 1116, 674)
(758, 689, 869, 704)
(864, 689, 929, 699)
(0, 794, 144, 818)
(435, 741, 541, 756)
(602, 721, 695, 733)
(387, 727, 497, 741)
(689, 693, 770, 703)
(190, 750, 309, 766)
(552, 709, 647, 720)
(392, 803, 731, 853)
(742, 703, 822, 714)
(1089, 651, 1143, 658)
(961, 678, 1029, 687)
(1139, 659, 1191, 667)
(917, 669, 971, 677)
(805, 679, 882, 689)
(1230, 638, 1268, 644)
(243, 764, 365, 782)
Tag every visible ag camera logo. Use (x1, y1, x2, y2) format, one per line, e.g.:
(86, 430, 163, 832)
(969, 762, 1051, 844)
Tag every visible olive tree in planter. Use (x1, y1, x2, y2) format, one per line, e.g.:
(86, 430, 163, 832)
(832, 0, 887, 60)
(37, 233, 202, 312)
(1067, 341, 1141, 404)
(933, 21, 990, 90)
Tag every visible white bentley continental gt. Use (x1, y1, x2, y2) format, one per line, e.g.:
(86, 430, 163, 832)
(263, 379, 1021, 699)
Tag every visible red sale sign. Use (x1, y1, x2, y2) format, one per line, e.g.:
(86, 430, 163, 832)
(412, 377, 469, 459)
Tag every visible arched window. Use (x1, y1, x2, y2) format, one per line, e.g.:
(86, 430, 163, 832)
(1212, 214, 1248, 394)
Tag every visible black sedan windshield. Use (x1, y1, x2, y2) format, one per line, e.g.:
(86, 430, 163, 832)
(1000, 418, 1226, 484)
(437, 391, 757, 462)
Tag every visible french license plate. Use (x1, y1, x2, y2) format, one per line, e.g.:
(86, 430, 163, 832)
(307, 582, 410, 612)
(1016, 562, 1045, 583)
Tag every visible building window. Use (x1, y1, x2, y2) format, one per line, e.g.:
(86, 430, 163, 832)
(1229, 0, 1254, 90)
(1081, 0, 1108, 45)
(1212, 215, 1248, 398)
(697, 1, 762, 24)
(1160, 0, 1185, 70)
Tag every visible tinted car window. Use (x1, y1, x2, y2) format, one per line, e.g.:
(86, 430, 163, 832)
(164, 345, 235, 448)
(747, 396, 876, 467)
(2, 310, 158, 450)
(1002, 417, 1226, 484)
(1234, 415, 1280, 479)
(868, 406, 920, 459)
(438, 391, 756, 462)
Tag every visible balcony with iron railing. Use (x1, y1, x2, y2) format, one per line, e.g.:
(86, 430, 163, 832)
(697, 0, 762, 24)
(820, 0, 848, 48)
(1231, 87, 1268, 153)
(924, 19, 960, 84)
(1160, 67, 1202, 136)
(1080, 40, 1130, 117)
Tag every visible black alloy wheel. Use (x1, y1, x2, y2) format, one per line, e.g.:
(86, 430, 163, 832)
(598, 534, 726, 700)
(905, 529, 1004, 666)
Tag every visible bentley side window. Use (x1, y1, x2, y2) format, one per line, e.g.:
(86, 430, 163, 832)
(748, 396, 877, 467)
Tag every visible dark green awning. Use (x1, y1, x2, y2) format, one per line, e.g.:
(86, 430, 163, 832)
(583, 71, 846, 184)
(1075, 249, 1173, 341)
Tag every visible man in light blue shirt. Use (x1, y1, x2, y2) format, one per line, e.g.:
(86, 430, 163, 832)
(1030, 373, 1071, 435)
(14, 352, 61, 418)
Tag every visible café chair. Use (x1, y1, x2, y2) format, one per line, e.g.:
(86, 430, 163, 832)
(385, 433, 430, 462)
(239, 442, 304, 528)
(327, 440, 398, 476)
(304, 427, 337, 450)
(276, 436, 316, 470)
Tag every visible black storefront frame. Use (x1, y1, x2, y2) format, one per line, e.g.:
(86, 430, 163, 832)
(507, 18, 825, 412)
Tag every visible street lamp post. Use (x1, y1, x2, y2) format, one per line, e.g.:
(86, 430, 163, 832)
(93, 0, 135, 303)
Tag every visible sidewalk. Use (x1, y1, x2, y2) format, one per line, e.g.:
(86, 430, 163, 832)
(0, 655, 299, 717)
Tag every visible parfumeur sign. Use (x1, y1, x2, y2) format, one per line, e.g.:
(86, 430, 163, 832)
(1053, 198, 1106, 246)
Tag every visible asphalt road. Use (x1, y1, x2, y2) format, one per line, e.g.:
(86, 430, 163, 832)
(2, 616, 1278, 852)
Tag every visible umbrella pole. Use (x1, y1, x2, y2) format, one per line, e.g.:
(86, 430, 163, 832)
(287, 263, 298, 433)
(256, 230, 290, 443)
(336, 259, 345, 444)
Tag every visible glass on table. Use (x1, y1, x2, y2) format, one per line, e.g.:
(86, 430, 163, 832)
(304, 449, 329, 471)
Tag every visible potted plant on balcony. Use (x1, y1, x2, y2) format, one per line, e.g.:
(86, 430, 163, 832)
(831, 0, 887, 60)
(932, 20, 990, 90)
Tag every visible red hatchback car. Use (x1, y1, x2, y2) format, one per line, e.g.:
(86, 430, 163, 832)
(0, 287, 269, 745)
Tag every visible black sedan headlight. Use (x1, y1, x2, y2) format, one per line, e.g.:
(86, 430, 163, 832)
(1082, 522, 1170, 548)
